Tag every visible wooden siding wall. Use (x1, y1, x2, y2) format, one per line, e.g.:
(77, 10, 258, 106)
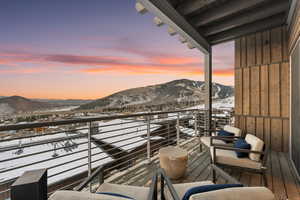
(234, 26, 290, 152)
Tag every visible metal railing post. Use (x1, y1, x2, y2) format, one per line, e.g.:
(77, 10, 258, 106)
(194, 112, 198, 136)
(147, 116, 151, 164)
(88, 122, 93, 191)
(176, 113, 180, 146)
(167, 121, 170, 145)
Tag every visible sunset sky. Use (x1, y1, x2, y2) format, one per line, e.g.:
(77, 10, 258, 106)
(0, 0, 234, 100)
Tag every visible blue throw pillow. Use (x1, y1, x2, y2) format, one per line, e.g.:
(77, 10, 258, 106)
(217, 129, 234, 137)
(182, 184, 243, 200)
(234, 139, 251, 158)
(217, 130, 234, 143)
(96, 192, 135, 200)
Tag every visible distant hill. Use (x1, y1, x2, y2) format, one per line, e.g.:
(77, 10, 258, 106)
(79, 79, 234, 110)
(0, 96, 54, 115)
(33, 98, 93, 106)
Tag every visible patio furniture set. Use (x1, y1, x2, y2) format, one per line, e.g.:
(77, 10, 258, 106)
(45, 125, 274, 199)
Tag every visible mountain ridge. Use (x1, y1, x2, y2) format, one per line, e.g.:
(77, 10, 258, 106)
(79, 79, 234, 110)
(0, 96, 54, 115)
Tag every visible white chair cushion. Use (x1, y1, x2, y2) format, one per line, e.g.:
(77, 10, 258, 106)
(49, 190, 130, 200)
(223, 125, 241, 137)
(245, 134, 264, 161)
(211, 147, 262, 170)
(189, 187, 275, 200)
(200, 136, 226, 147)
(165, 181, 214, 199)
(97, 183, 149, 200)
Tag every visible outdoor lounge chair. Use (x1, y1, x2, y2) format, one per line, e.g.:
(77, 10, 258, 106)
(211, 133, 269, 187)
(154, 165, 274, 200)
(200, 125, 242, 150)
(49, 165, 156, 200)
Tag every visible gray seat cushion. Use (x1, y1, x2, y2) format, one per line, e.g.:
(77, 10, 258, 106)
(189, 187, 275, 200)
(97, 183, 149, 200)
(211, 147, 262, 170)
(200, 136, 226, 147)
(49, 190, 130, 200)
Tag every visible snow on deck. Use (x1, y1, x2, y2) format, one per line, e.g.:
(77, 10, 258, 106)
(179, 126, 196, 136)
(0, 132, 113, 184)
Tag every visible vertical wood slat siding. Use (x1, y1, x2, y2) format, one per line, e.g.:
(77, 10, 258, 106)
(260, 65, 269, 116)
(271, 119, 283, 152)
(250, 66, 260, 115)
(241, 37, 247, 68)
(269, 63, 281, 117)
(235, 38, 241, 68)
(235, 69, 243, 114)
(262, 31, 271, 65)
(234, 26, 290, 152)
(243, 68, 250, 115)
(247, 35, 256, 66)
(281, 62, 290, 118)
(256, 33, 262, 65)
(271, 27, 283, 63)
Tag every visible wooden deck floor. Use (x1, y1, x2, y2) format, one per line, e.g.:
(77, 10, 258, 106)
(106, 138, 300, 200)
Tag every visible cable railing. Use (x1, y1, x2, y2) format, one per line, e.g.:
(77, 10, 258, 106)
(0, 108, 233, 200)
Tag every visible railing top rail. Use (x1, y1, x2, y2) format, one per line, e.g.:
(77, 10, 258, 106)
(0, 109, 204, 131)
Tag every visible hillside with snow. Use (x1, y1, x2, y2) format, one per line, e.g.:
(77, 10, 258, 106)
(79, 79, 234, 110)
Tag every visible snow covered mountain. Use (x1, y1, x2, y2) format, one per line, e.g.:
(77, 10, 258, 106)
(79, 79, 234, 110)
(0, 96, 54, 115)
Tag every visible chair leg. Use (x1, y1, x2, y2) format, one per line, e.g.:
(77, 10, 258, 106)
(200, 143, 203, 152)
(262, 172, 268, 187)
(212, 167, 216, 183)
(210, 164, 216, 183)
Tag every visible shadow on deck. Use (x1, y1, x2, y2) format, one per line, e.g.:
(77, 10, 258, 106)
(106, 138, 300, 200)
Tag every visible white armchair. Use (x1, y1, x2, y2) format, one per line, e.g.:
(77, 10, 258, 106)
(200, 125, 242, 150)
(211, 134, 269, 186)
(159, 165, 274, 200)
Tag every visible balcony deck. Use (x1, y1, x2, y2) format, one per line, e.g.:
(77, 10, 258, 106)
(107, 138, 300, 200)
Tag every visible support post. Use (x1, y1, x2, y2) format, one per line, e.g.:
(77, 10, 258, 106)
(147, 116, 151, 164)
(176, 113, 180, 146)
(204, 48, 212, 137)
(167, 121, 170, 145)
(88, 122, 93, 191)
(194, 111, 201, 151)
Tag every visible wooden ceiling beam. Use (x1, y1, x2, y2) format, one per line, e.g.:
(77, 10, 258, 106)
(208, 13, 285, 45)
(177, 0, 218, 16)
(137, 0, 210, 54)
(191, 0, 268, 27)
(203, 1, 289, 36)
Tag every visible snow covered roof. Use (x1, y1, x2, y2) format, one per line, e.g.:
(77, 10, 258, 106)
(80, 119, 162, 152)
(0, 132, 113, 185)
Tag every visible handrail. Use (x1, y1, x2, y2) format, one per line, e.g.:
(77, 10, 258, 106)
(0, 109, 203, 131)
(0, 108, 231, 131)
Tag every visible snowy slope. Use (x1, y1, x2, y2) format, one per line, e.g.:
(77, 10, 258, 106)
(0, 118, 162, 184)
(0, 132, 112, 184)
(79, 119, 162, 152)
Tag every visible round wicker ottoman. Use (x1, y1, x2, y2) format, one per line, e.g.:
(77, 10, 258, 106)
(159, 146, 188, 179)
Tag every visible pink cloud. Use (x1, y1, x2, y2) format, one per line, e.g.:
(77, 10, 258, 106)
(0, 47, 232, 77)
